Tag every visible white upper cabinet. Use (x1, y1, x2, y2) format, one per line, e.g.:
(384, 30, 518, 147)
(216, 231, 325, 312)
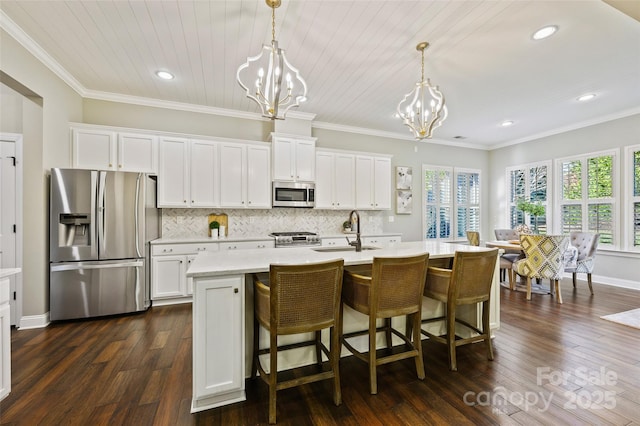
(356, 155, 391, 210)
(117, 132, 158, 173)
(219, 142, 271, 209)
(190, 139, 219, 207)
(158, 137, 190, 207)
(246, 145, 271, 208)
(315, 150, 355, 210)
(71, 126, 157, 173)
(373, 156, 392, 210)
(271, 134, 316, 182)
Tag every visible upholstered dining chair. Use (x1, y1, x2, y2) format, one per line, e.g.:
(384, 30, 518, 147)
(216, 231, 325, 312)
(512, 234, 570, 303)
(341, 253, 430, 394)
(565, 231, 600, 295)
(494, 228, 519, 241)
(493, 229, 521, 289)
(420, 249, 499, 371)
(466, 230, 480, 246)
(252, 259, 344, 424)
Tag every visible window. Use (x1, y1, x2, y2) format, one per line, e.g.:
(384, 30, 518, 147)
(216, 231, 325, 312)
(625, 144, 640, 251)
(506, 162, 551, 234)
(557, 149, 618, 247)
(423, 165, 480, 241)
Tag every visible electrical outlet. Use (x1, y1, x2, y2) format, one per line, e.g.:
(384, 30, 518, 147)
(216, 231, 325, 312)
(388, 216, 394, 223)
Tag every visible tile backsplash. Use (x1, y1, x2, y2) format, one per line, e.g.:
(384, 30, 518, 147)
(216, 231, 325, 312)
(161, 208, 384, 238)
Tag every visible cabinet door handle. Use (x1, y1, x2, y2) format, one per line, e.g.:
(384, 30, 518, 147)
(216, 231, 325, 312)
(234, 288, 239, 293)
(109, 163, 113, 167)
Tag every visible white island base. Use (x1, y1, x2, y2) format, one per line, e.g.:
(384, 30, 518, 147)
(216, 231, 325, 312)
(187, 241, 501, 413)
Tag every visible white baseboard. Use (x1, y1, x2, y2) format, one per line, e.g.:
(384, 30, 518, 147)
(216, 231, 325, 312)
(592, 274, 640, 291)
(563, 272, 640, 291)
(17, 312, 50, 329)
(151, 297, 193, 307)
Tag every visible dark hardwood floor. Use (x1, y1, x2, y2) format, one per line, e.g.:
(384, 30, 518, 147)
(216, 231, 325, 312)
(1, 278, 639, 425)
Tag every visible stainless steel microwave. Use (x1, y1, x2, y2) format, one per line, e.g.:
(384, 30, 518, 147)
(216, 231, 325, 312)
(272, 181, 315, 208)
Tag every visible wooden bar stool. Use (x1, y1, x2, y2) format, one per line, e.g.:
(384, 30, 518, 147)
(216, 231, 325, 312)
(341, 253, 429, 394)
(251, 259, 344, 424)
(421, 249, 499, 371)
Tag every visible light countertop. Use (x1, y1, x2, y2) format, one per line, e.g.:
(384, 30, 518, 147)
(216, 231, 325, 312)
(0, 268, 21, 279)
(187, 240, 496, 278)
(152, 232, 401, 245)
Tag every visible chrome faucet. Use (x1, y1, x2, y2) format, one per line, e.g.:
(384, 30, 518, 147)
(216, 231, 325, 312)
(345, 210, 362, 252)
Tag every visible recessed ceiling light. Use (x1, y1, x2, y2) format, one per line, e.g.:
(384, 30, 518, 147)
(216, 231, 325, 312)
(532, 25, 558, 40)
(155, 70, 174, 80)
(577, 93, 596, 102)
(501, 120, 514, 127)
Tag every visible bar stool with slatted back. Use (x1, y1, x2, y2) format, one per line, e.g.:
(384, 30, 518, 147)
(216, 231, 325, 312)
(341, 253, 429, 394)
(252, 259, 344, 424)
(420, 249, 499, 371)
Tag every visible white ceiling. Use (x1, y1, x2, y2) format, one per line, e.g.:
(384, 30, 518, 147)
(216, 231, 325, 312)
(1, 0, 639, 149)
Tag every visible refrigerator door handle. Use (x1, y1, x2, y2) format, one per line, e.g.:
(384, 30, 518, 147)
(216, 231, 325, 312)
(51, 260, 144, 272)
(90, 171, 98, 259)
(135, 173, 142, 258)
(97, 171, 107, 256)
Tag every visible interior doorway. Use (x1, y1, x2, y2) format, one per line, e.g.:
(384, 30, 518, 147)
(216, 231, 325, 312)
(0, 134, 23, 326)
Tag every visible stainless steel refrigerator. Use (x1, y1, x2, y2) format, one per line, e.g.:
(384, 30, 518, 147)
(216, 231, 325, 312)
(49, 168, 160, 321)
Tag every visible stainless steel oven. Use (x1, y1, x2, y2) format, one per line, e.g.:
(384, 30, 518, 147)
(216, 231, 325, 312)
(272, 181, 315, 208)
(270, 232, 321, 248)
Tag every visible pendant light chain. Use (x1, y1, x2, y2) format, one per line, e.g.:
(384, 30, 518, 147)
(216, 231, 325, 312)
(421, 48, 425, 84)
(271, 4, 276, 43)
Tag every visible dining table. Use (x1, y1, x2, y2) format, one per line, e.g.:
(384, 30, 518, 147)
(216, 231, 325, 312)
(484, 239, 555, 296)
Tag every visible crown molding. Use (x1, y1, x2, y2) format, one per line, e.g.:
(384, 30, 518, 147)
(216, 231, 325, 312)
(84, 90, 270, 122)
(0, 10, 86, 96)
(312, 120, 489, 150)
(489, 106, 640, 150)
(285, 111, 317, 121)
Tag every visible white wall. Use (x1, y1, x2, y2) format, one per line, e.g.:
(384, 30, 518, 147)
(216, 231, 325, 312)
(2, 25, 638, 322)
(312, 128, 491, 242)
(489, 114, 640, 288)
(1, 28, 83, 319)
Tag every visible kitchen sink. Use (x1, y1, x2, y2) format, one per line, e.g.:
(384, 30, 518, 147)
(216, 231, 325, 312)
(312, 246, 380, 253)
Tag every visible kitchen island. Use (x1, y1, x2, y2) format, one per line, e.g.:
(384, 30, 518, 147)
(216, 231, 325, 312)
(186, 240, 500, 413)
(1, 268, 20, 402)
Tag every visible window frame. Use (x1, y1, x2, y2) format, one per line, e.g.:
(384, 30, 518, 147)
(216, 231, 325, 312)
(555, 148, 620, 248)
(422, 164, 481, 242)
(624, 144, 640, 252)
(505, 161, 552, 233)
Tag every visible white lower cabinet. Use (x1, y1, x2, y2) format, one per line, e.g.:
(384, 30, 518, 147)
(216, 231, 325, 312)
(151, 243, 219, 302)
(152, 256, 187, 298)
(363, 235, 401, 245)
(219, 240, 274, 250)
(151, 240, 273, 303)
(191, 274, 245, 412)
(0, 277, 11, 402)
(321, 237, 350, 247)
